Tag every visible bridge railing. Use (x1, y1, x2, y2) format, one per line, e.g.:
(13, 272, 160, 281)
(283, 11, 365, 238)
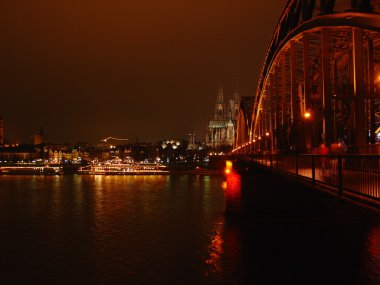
(247, 154, 380, 204)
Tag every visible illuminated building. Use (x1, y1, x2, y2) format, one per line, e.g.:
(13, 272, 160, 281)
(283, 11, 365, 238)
(0, 144, 37, 162)
(206, 87, 240, 148)
(187, 132, 202, 150)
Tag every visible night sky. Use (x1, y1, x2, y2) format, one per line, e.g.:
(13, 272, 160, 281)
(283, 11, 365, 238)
(0, 1, 285, 144)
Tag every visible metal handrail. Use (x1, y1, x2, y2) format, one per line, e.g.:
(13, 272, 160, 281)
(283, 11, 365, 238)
(241, 153, 380, 207)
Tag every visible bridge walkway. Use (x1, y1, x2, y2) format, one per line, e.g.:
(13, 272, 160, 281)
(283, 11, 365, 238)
(225, 169, 380, 284)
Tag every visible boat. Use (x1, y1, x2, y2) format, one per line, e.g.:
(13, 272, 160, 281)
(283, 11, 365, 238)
(78, 158, 169, 175)
(0, 165, 63, 175)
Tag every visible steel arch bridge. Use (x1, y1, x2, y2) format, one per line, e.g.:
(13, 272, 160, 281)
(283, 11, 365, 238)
(233, 0, 380, 155)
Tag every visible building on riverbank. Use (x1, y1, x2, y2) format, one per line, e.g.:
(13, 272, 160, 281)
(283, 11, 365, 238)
(206, 87, 239, 149)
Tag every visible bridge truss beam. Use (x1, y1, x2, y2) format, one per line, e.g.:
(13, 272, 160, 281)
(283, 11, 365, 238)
(233, 1, 380, 155)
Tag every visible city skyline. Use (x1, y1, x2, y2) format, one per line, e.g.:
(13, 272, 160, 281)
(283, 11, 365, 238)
(0, 1, 284, 144)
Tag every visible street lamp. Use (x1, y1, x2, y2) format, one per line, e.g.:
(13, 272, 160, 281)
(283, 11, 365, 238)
(304, 110, 311, 119)
(303, 109, 313, 151)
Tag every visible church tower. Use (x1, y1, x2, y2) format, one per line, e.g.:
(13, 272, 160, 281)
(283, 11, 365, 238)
(231, 88, 240, 121)
(214, 87, 225, 120)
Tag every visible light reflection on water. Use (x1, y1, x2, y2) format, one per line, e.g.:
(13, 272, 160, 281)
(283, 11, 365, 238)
(2, 173, 380, 283)
(224, 172, 241, 215)
(0, 174, 227, 283)
(204, 218, 224, 276)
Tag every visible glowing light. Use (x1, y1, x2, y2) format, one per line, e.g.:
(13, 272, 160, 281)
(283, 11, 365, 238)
(258, 136, 262, 140)
(204, 218, 224, 275)
(101, 137, 129, 143)
(304, 111, 311, 119)
(225, 160, 233, 175)
(265, 132, 270, 136)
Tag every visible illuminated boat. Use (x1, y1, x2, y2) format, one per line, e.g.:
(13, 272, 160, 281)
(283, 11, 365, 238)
(0, 165, 63, 175)
(78, 158, 168, 175)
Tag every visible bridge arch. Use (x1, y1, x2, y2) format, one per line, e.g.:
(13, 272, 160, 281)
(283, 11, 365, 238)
(234, 0, 380, 154)
(235, 97, 255, 154)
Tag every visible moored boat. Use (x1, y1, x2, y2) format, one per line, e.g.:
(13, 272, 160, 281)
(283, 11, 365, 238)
(78, 158, 168, 175)
(0, 165, 63, 175)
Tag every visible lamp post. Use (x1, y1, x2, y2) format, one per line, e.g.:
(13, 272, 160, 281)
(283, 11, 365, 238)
(303, 110, 312, 152)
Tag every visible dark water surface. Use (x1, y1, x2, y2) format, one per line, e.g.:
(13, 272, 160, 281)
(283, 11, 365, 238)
(1, 174, 380, 284)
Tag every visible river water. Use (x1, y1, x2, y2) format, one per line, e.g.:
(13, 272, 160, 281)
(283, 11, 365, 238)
(0, 175, 228, 284)
(1, 174, 380, 284)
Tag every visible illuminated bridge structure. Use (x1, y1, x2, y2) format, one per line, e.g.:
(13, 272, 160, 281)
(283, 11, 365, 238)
(234, 0, 380, 155)
(231, 1, 380, 207)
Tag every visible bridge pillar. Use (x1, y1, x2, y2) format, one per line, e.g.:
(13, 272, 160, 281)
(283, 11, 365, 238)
(281, 52, 288, 150)
(367, 38, 376, 144)
(303, 32, 312, 151)
(290, 41, 299, 124)
(274, 65, 281, 151)
(270, 73, 277, 152)
(321, 28, 333, 146)
(352, 27, 367, 147)
(265, 90, 269, 152)
(281, 52, 287, 127)
(290, 41, 297, 149)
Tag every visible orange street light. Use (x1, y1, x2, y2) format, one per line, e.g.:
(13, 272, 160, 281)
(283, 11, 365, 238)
(304, 111, 311, 119)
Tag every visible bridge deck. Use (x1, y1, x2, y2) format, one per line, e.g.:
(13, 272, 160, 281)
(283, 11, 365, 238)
(227, 170, 380, 284)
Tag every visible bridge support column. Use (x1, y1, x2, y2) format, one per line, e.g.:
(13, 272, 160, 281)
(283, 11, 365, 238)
(290, 41, 301, 150)
(367, 38, 376, 144)
(266, 90, 271, 152)
(303, 32, 312, 151)
(352, 27, 367, 148)
(290, 41, 299, 124)
(274, 65, 280, 152)
(281, 52, 288, 150)
(270, 73, 277, 152)
(321, 28, 333, 146)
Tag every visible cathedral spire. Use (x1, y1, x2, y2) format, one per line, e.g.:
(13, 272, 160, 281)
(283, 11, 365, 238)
(214, 87, 225, 120)
(233, 87, 239, 103)
(217, 86, 224, 103)
(230, 87, 240, 121)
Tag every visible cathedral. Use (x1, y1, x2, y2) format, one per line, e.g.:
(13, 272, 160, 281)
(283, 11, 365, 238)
(206, 87, 239, 148)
